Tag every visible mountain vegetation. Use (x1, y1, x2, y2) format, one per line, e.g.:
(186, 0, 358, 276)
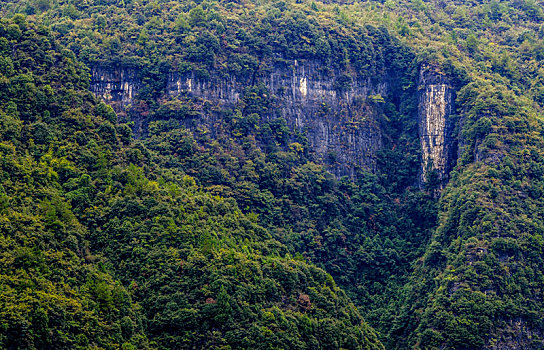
(0, 0, 544, 349)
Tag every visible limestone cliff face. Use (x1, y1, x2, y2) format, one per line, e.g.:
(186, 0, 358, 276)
(417, 66, 456, 187)
(167, 60, 388, 106)
(92, 60, 391, 177)
(167, 60, 389, 177)
(90, 62, 461, 183)
(90, 67, 140, 107)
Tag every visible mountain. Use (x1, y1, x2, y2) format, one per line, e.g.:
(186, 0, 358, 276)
(1, 0, 544, 349)
(0, 16, 382, 349)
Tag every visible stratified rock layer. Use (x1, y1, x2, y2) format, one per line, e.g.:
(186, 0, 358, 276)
(91, 67, 140, 107)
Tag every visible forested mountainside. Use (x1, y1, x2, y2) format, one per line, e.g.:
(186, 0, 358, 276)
(0, 17, 383, 350)
(1, 0, 544, 349)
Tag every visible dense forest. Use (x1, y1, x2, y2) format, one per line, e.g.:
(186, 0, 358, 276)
(0, 0, 544, 349)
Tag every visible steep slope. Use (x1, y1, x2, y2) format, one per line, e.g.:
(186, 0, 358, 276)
(0, 0, 461, 346)
(368, 1, 544, 348)
(2, 0, 418, 178)
(2, 0, 544, 348)
(0, 15, 149, 349)
(393, 77, 544, 349)
(417, 65, 457, 188)
(5, 3, 437, 343)
(0, 17, 384, 349)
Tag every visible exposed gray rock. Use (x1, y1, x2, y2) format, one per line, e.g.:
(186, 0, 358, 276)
(90, 67, 140, 107)
(488, 318, 544, 350)
(89, 61, 460, 184)
(417, 65, 457, 188)
(91, 60, 391, 178)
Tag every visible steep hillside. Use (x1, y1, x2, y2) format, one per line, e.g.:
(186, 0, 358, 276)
(1, 0, 423, 178)
(0, 16, 383, 349)
(403, 78, 544, 349)
(0, 1, 440, 343)
(1, 0, 544, 349)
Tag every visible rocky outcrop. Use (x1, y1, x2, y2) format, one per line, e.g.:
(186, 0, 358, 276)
(167, 60, 389, 177)
(90, 60, 392, 177)
(488, 319, 544, 350)
(167, 60, 388, 106)
(90, 67, 140, 107)
(90, 62, 462, 183)
(417, 66, 456, 187)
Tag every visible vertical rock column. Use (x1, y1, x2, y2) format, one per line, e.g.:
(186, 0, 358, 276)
(418, 66, 456, 188)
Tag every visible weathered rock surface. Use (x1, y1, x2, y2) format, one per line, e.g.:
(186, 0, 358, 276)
(89, 61, 458, 183)
(91, 60, 390, 177)
(168, 60, 389, 177)
(417, 66, 457, 187)
(91, 67, 140, 108)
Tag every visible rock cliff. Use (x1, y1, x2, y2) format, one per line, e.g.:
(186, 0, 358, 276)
(91, 67, 140, 108)
(91, 60, 391, 177)
(168, 60, 391, 177)
(90, 62, 458, 183)
(417, 66, 457, 187)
